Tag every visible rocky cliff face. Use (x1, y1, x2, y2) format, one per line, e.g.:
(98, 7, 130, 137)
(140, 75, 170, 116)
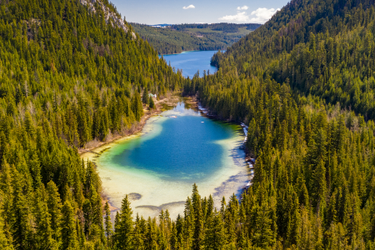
(80, 0, 136, 39)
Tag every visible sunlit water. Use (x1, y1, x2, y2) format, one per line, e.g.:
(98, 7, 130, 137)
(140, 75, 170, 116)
(161, 50, 218, 78)
(83, 102, 249, 219)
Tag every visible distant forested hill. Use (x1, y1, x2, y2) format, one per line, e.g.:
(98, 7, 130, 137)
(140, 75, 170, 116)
(131, 23, 261, 55)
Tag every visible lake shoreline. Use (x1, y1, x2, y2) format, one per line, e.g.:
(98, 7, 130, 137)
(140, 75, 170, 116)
(160, 49, 222, 56)
(184, 94, 255, 193)
(80, 92, 181, 212)
(82, 94, 251, 215)
(181, 95, 254, 198)
(90, 101, 249, 219)
(79, 92, 181, 156)
(81, 94, 195, 212)
(160, 50, 219, 78)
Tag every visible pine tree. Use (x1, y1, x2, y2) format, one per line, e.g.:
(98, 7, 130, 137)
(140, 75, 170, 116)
(149, 96, 155, 109)
(313, 159, 327, 213)
(104, 202, 113, 246)
(204, 210, 225, 250)
(157, 212, 168, 249)
(83, 199, 92, 237)
(11, 169, 32, 250)
(115, 195, 133, 249)
(34, 189, 58, 249)
(183, 197, 194, 249)
(0, 191, 14, 250)
(0, 162, 14, 229)
(238, 229, 249, 250)
(325, 222, 348, 249)
(61, 201, 79, 250)
(192, 184, 204, 250)
(24, 111, 35, 137)
(251, 202, 276, 248)
(132, 91, 144, 122)
(29, 151, 42, 189)
(145, 217, 159, 250)
(133, 214, 145, 250)
(89, 186, 103, 237)
(206, 195, 214, 222)
(46, 181, 62, 244)
(142, 87, 149, 105)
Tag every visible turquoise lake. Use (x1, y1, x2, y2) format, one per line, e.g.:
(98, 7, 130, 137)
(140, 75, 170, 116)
(85, 102, 249, 219)
(100, 103, 237, 182)
(161, 50, 218, 78)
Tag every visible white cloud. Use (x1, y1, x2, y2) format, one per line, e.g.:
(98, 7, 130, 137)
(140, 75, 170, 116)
(183, 5, 195, 10)
(219, 7, 279, 23)
(219, 12, 249, 22)
(237, 5, 248, 11)
(249, 8, 280, 23)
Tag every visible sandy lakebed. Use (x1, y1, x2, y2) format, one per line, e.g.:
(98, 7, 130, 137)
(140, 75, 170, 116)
(81, 97, 250, 220)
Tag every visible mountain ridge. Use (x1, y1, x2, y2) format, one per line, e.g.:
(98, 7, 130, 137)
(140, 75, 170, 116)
(131, 22, 261, 54)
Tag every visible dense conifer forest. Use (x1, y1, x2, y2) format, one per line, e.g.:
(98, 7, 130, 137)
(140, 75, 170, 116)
(183, 0, 375, 248)
(0, 0, 186, 248)
(2, 0, 375, 249)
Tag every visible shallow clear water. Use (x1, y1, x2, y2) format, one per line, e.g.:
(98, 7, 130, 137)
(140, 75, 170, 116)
(108, 104, 234, 181)
(161, 51, 218, 78)
(90, 102, 248, 219)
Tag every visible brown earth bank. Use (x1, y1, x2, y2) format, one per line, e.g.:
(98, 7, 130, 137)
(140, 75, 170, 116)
(101, 194, 119, 212)
(183, 95, 199, 109)
(79, 92, 182, 212)
(78, 91, 181, 155)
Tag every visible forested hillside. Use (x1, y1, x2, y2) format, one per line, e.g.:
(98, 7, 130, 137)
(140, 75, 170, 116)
(131, 23, 261, 55)
(211, 0, 375, 120)
(4, 0, 375, 249)
(182, 0, 375, 248)
(0, 0, 185, 248)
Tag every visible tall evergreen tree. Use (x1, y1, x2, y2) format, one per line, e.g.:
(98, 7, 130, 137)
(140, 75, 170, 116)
(46, 181, 62, 245)
(115, 195, 134, 249)
(11, 170, 32, 250)
(204, 210, 225, 250)
(192, 184, 204, 250)
(142, 87, 149, 105)
(104, 202, 113, 246)
(34, 189, 58, 249)
(132, 92, 144, 122)
(61, 201, 79, 250)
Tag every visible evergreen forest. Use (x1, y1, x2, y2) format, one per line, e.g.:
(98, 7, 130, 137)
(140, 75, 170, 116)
(183, 0, 375, 248)
(0, 0, 186, 248)
(2, 0, 375, 249)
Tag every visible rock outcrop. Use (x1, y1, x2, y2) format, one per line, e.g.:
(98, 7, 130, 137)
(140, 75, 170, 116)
(80, 0, 136, 39)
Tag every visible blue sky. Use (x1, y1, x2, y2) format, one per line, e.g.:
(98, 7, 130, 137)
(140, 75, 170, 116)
(110, 0, 290, 25)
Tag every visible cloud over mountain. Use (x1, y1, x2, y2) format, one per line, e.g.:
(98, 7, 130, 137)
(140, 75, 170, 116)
(219, 7, 279, 23)
(183, 5, 195, 10)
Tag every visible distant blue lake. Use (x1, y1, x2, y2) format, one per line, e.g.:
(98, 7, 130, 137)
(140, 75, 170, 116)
(161, 51, 218, 78)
